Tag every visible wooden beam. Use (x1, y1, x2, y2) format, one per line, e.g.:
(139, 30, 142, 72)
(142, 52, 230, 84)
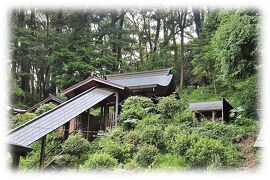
(63, 122, 70, 140)
(115, 92, 119, 126)
(212, 111, 215, 122)
(11, 153, 20, 170)
(39, 135, 46, 169)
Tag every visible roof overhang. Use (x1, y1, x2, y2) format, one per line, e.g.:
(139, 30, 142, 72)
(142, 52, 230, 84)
(62, 76, 130, 98)
(8, 143, 32, 157)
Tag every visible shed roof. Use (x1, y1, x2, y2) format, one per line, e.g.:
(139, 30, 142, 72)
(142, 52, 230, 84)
(27, 94, 64, 112)
(7, 87, 114, 147)
(189, 101, 223, 111)
(106, 68, 173, 89)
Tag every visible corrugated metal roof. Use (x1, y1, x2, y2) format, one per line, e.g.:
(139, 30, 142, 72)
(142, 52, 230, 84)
(7, 88, 113, 147)
(108, 74, 173, 88)
(106, 68, 172, 80)
(63, 76, 125, 95)
(189, 101, 223, 111)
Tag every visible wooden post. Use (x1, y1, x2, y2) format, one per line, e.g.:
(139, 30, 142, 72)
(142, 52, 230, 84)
(39, 135, 46, 169)
(11, 154, 20, 170)
(212, 111, 215, 122)
(100, 105, 104, 130)
(104, 104, 109, 130)
(115, 92, 119, 126)
(63, 122, 70, 140)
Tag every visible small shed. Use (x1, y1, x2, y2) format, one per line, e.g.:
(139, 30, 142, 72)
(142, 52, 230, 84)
(189, 98, 233, 122)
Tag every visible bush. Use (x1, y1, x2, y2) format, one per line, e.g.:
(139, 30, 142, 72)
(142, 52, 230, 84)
(157, 96, 181, 118)
(83, 153, 118, 170)
(102, 142, 128, 163)
(123, 159, 140, 170)
(34, 102, 56, 116)
(119, 96, 155, 124)
(135, 144, 159, 167)
(54, 155, 79, 168)
(163, 125, 183, 152)
(10, 112, 36, 129)
(141, 125, 165, 151)
(135, 114, 161, 129)
(123, 130, 142, 146)
(62, 132, 90, 158)
(174, 134, 200, 156)
(186, 137, 243, 169)
(191, 122, 247, 142)
(152, 154, 187, 169)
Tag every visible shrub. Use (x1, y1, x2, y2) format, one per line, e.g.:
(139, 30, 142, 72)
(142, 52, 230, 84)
(163, 125, 183, 152)
(123, 118, 139, 131)
(157, 96, 181, 118)
(122, 96, 155, 111)
(191, 122, 247, 142)
(62, 132, 90, 158)
(174, 109, 193, 124)
(186, 137, 243, 169)
(83, 153, 118, 170)
(152, 154, 187, 169)
(119, 96, 155, 124)
(54, 155, 79, 168)
(123, 159, 140, 170)
(135, 114, 161, 129)
(174, 134, 200, 156)
(10, 112, 36, 129)
(102, 142, 127, 163)
(123, 130, 142, 146)
(141, 125, 165, 151)
(135, 144, 159, 167)
(34, 102, 56, 116)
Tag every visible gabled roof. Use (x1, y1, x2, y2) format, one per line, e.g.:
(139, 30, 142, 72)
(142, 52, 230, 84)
(27, 94, 64, 112)
(62, 76, 126, 96)
(8, 87, 114, 147)
(189, 101, 223, 111)
(106, 68, 173, 89)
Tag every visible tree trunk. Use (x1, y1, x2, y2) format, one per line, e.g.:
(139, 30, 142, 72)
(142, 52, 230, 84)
(153, 12, 161, 52)
(192, 8, 201, 36)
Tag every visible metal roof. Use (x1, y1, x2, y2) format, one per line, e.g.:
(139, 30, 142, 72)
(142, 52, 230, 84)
(106, 68, 173, 89)
(63, 76, 125, 95)
(189, 101, 223, 111)
(7, 88, 113, 147)
(106, 68, 172, 80)
(27, 94, 64, 112)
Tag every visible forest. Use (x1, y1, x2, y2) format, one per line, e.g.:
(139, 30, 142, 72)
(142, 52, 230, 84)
(8, 7, 261, 171)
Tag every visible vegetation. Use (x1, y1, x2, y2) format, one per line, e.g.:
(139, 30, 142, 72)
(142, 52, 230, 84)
(9, 7, 260, 171)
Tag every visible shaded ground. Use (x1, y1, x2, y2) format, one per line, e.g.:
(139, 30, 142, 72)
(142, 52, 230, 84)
(237, 137, 260, 170)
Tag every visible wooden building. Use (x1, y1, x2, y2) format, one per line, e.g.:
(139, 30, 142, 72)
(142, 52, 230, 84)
(7, 68, 175, 170)
(189, 98, 233, 122)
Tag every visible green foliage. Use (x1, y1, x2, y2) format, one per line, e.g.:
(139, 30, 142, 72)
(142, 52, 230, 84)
(123, 130, 142, 146)
(157, 96, 181, 118)
(10, 112, 36, 129)
(174, 109, 194, 127)
(34, 102, 56, 116)
(152, 154, 187, 170)
(191, 122, 247, 143)
(185, 137, 243, 169)
(83, 153, 118, 170)
(101, 142, 128, 163)
(62, 133, 90, 158)
(54, 155, 79, 168)
(141, 125, 165, 151)
(135, 144, 159, 167)
(174, 134, 200, 156)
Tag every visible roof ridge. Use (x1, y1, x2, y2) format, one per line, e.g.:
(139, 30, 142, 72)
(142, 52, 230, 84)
(106, 68, 172, 79)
